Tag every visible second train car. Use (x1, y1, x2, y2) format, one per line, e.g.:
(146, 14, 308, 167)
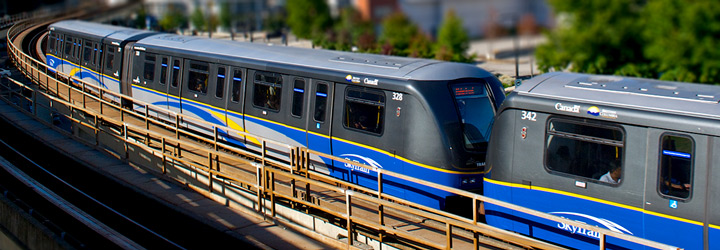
(485, 72, 720, 249)
(45, 20, 505, 210)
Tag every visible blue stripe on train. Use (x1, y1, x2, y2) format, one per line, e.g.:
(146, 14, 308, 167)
(484, 180, 703, 249)
(131, 83, 475, 209)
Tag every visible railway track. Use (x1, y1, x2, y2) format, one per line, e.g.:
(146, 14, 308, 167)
(0, 104, 260, 249)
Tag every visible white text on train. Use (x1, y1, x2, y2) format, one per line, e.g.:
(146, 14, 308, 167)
(556, 222, 601, 239)
(555, 103, 580, 113)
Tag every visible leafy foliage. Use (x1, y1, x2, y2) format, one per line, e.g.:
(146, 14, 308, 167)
(159, 5, 187, 33)
(190, 6, 205, 33)
(286, 0, 331, 39)
(435, 10, 471, 62)
(379, 12, 418, 56)
(537, 0, 720, 84)
(643, 0, 720, 83)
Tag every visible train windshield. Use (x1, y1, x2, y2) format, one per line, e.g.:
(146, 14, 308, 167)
(451, 81, 496, 151)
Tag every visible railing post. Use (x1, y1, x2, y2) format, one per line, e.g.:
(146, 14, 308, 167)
(446, 223, 452, 250)
(256, 161, 264, 219)
(208, 152, 213, 192)
(599, 233, 606, 250)
(345, 190, 353, 248)
(123, 123, 129, 160)
(82, 81, 86, 109)
(213, 127, 218, 151)
(161, 137, 167, 174)
(145, 106, 150, 146)
(270, 171, 276, 217)
(94, 116, 99, 146)
(175, 114, 180, 139)
(377, 170, 384, 243)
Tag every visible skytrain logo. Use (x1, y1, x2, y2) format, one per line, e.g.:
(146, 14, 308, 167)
(346, 74, 361, 83)
(550, 212, 634, 239)
(340, 154, 383, 174)
(587, 106, 601, 116)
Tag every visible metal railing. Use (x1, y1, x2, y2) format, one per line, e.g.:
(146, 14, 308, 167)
(4, 20, 683, 250)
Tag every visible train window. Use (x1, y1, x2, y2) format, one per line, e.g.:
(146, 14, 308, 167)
(544, 119, 624, 184)
(171, 59, 181, 88)
(187, 61, 209, 94)
(252, 71, 282, 111)
(291, 78, 305, 117)
(93, 43, 100, 66)
(343, 88, 384, 134)
(658, 134, 694, 199)
(64, 39, 73, 57)
(159, 58, 168, 85)
(48, 34, 56, 53)
(143, 54, 156, 82)
(451, 81, 495, 151)
(105, 45, 116, 71)
(83, 41, 92, 63)
(230, 69, 242, 103)
(74, 38, 81, 60)
(216, 67, 226, 98)
(313, 83, 328, 122)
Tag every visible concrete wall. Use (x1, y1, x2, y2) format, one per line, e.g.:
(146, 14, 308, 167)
(0, 195, 72, 250)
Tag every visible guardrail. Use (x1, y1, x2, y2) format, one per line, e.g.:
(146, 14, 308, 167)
(5, 20, 682, 250)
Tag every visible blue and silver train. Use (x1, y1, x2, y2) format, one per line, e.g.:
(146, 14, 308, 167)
(45, 20, 505, 210)
(485, 72, 720, 249)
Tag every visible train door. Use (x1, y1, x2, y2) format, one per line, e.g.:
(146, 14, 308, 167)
(180, 60, 214, 133)
(80, 39, 98, 87)
(329, 84, 405, 198)
(282, 77, 309, 148)
(305, 80, 333, 173)
(242, 70, 287, 150)
(223, 67, 246, 146)
(46, 32, 60, 72)
(101, 44, 121, 93)
(153, 55, 171, 111)
(167, 58, 183, 114)
(643, 129, 708, 249)
(60, 35, 74, 76)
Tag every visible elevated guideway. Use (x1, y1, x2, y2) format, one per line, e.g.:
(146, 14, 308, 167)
(2, 14, 682, 250)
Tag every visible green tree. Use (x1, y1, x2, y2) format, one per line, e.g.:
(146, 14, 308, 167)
(159, 5, 187, 33)
(379, 12, 418, 56)
(435, 9, 471, 62)
(330, 7, 374, 51)
(643, 0, 720, 83)
(134, 6, 147, 29)
(536, 0, 647, 75)
(206, 1, 219, 38)
(408, 33, 433, 58)
(219, 1, 233, 39)
(286, 0, 331, 40)
(191, 6, 206, 34)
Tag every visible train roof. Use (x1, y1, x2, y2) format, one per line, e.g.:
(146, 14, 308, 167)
(49, 20, 156, 42)
(133, 33, 493, 82)
(515, 72, 720, 119)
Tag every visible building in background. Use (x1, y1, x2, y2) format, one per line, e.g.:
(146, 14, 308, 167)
(143, 0, 553, 38)
(352, 0, 398, 23)
(399, 0, 552, 38)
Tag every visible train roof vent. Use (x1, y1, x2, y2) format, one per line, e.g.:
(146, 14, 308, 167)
(330, 56, 405, 69)
(154, 34, 199, 43)
(566, 77, 720, 103)
(114, 30, 145, 36)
